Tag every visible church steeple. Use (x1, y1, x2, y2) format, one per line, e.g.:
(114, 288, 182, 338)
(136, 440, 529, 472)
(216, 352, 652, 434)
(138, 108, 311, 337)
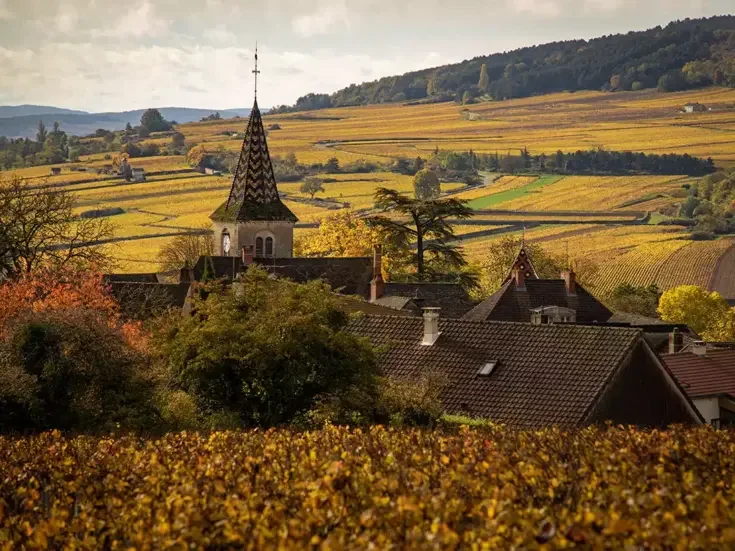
(211, 47, 297, 224)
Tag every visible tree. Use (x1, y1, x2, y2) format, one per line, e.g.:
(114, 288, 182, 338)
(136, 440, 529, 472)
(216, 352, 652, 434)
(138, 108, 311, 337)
(606, 283, 661, 318)
(140, 108, 171, 133)
(0, 267, 154, 431)
(413, 169, 441, 201)
(171, 132, 186, 148)
(300, 177, 325, 199)
(137, 126, 151, 139)
(367, 188, 472, 278)
(325, 157, 340, 173)
(36, 120, 47, 144)
(294, 210, 408, 279)
(156, 266, 378, 427)
(0, 175, 113, 277)
(124, 122, 134, 134)
(658, 285, 733, 340)
(157, 227, 215, 272)
(478, 63, 490, 92)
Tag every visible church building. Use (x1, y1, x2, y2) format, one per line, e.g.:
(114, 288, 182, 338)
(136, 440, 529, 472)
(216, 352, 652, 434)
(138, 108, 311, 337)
(210, 97, 298, 259)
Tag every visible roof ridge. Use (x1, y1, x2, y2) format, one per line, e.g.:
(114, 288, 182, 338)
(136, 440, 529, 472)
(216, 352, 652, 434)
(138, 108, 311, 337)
(359, 314, 644, 332)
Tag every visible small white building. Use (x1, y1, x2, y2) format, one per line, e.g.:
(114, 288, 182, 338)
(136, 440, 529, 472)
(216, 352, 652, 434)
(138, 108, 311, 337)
(683, 102, 708, 113)
(663, 343, 735, 427)
(132, 168, 146, 182)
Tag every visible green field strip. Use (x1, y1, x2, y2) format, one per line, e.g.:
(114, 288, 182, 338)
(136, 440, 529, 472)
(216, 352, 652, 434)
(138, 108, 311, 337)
(468, 175, 564, 209)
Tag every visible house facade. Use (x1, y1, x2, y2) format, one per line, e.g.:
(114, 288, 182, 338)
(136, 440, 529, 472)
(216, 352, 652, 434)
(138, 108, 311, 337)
(663, 344, 735, 427)
(350, 309, 702, 428)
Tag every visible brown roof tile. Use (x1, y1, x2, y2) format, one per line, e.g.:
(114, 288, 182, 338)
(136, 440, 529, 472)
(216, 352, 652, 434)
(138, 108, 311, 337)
(348, 315, 642, 427)
(662, 350, 735, 398)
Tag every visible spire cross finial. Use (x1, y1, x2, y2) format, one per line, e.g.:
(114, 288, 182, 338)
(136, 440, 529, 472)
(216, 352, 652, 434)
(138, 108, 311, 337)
(252, 42, 260, 100)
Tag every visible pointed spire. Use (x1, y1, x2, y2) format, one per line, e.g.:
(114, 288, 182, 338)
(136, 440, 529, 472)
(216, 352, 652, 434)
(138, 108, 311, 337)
(211, 49, 297, 224)
(502, 237, 539, 285)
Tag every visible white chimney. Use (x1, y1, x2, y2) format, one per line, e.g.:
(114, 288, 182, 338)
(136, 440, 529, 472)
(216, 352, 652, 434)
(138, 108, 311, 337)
(692, 341, 707, 357)
(421, 307, 441, 346)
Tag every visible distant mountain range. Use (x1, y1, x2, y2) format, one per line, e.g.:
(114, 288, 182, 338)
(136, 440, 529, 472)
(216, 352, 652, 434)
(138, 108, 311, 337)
(0, 106, 256, 139)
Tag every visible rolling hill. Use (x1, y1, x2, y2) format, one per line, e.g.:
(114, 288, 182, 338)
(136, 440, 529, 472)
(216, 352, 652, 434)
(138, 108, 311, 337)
(272, 15, 735, 113)
(0, 107, 256, 139)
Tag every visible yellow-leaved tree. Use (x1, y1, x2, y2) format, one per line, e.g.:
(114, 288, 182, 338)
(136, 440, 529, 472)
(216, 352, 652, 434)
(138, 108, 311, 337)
(294, 210, 409, 278)
(658, 285, 734, 341)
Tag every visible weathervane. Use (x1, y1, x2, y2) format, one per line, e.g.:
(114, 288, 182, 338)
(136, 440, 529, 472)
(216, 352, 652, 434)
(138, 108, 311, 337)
(252, 42, 261, 100)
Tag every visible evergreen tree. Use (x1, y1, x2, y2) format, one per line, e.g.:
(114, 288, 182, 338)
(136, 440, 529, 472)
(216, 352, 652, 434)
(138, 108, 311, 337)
(36, 121, 47, 144)
(367, 188, 472, 278)
(478, 63, 490, 92)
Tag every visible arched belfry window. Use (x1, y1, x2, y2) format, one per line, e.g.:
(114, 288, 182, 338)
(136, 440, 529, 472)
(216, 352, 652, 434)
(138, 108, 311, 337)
(254, 231, 276, 258)
(221, 229, 231, 256)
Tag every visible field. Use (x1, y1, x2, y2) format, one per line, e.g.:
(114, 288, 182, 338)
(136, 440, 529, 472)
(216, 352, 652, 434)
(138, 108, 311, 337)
(4, 86, 735, 294)
(2, 426, 735, 549)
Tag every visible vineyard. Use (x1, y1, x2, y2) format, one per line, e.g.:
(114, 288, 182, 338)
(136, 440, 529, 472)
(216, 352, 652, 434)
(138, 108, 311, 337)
(2, 426, 735, 549)
(3, 87, 735, 290)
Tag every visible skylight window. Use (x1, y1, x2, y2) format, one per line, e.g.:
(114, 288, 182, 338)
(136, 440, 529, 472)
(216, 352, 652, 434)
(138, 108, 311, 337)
(478, 361, 497, 376)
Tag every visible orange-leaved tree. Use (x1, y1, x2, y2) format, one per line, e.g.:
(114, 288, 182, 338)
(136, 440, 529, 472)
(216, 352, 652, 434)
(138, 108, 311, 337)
(0, 268, 147, 350)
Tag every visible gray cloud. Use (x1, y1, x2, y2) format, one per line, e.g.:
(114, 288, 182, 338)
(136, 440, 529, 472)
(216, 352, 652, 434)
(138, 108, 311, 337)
(0, 0, 731, 110)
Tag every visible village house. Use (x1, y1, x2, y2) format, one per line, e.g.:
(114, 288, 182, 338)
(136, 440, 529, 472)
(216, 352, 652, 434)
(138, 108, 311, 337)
(662, 342, 735, 427)
(463, 245, 613, 323)
(50, 167, 61, 176)
(683, 102, 708, 113)
(349, 308, 702, 428)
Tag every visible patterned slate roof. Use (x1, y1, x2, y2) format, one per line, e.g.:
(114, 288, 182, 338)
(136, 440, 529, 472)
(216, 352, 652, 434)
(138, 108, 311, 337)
(502, 245, 539, 284)
(464, 279, 612, 323)
(663, 350, 735, 398)
(212, 100, 297, 223)
(348, 315, 643, 427)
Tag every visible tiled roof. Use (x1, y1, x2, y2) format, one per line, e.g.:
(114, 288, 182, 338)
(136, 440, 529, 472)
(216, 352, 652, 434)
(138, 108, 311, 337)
(212, 100, 297, 223)
(382, 282, 476, 318)
(104, 273, 160, 283)
(609, 311, 668, 325)
(108, 282, 191, 318)
(464, 279, 612, 323)
(348, 315, 642, 428)
(372, 296, 415, 311)
(502, 245, 539, 284)
(663, 350, 735, 398)
(192, 255, 373, 297)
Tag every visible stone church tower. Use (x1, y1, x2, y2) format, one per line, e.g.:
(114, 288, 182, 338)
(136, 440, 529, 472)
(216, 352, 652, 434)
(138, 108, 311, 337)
(210, 52, 298, 258)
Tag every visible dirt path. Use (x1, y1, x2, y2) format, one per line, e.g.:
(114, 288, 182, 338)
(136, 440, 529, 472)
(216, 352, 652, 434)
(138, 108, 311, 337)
(708, 242, 735, 299)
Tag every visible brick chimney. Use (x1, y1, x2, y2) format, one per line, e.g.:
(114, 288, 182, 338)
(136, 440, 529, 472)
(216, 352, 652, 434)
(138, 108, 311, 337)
(241, 245, 254, 268)
(513, 268, 526, 290)
(421, 307, 441, 346)
(370, 245, 385, 301)
(179, 260, 195, 283)
(561, 269, 576, 295)
(668, 328, 684, 354)
(692, 340, 707, 357)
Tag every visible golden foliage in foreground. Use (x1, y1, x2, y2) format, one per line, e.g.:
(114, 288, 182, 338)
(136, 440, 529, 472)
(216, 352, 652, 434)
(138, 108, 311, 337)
(1, 426, 735, 549)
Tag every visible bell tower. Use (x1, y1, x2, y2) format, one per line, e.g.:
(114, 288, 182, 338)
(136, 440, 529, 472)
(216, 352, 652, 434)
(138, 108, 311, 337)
(210, 45, 298, 258)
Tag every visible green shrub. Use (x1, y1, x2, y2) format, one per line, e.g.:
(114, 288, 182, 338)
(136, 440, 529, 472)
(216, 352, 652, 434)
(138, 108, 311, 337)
(156, 267, 378, 427)
(0, 309, 154, 432)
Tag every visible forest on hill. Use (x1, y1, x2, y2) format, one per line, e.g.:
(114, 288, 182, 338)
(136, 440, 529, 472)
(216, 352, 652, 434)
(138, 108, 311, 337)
(271, 16, 735, 113)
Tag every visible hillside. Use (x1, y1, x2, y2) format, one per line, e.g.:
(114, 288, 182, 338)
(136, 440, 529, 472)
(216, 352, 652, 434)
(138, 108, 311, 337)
(0, 107, 255, 139)
(273, 15, 735, 113)
(5, 87, 735, 298)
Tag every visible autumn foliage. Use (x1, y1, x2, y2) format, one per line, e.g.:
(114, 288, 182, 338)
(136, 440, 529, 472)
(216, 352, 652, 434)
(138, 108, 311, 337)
(0, 269, 145, 348)
(1, 425, 735, 549)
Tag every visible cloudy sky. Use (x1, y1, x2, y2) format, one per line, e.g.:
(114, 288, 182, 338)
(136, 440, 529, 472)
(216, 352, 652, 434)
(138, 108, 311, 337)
(0, 0, 731, 112)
